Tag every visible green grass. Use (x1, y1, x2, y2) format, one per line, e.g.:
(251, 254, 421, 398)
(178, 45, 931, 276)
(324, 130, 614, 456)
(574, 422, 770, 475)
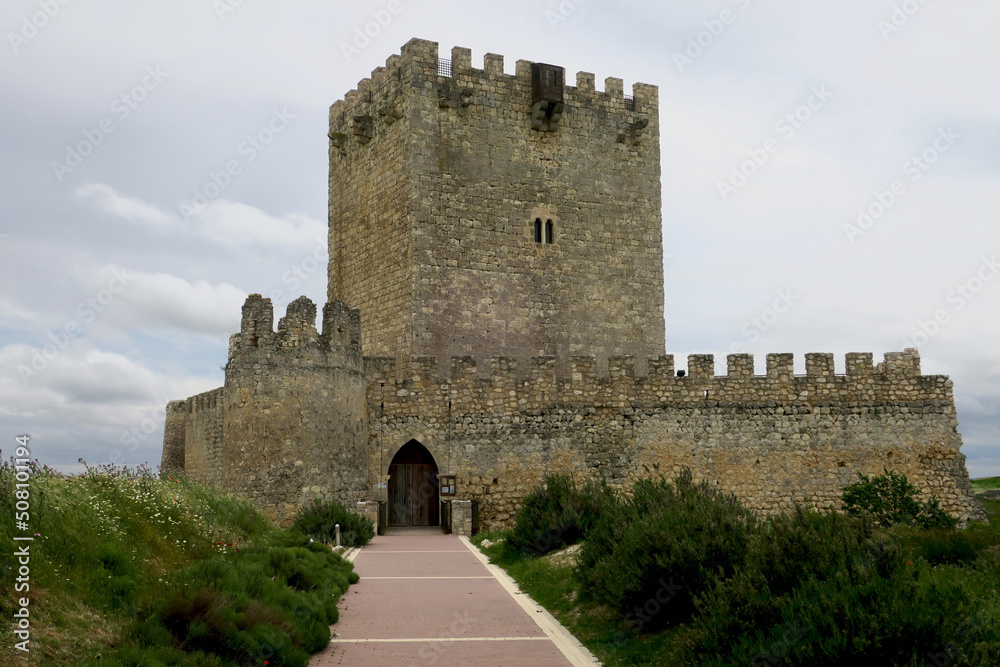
(472, 532, 690, 666)
(474, 499, 1000, 667)
(972, 476, 1000, 492)
(0, 460, 357, 667)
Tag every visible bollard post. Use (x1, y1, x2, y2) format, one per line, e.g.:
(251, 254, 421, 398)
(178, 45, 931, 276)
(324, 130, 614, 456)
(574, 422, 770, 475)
(335, 523, 341, 547)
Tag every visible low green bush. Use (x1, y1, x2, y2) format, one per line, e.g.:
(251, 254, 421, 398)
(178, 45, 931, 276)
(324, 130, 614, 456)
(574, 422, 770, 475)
(91, 533, 358, 667)
(291, 498, 375, 548)
(841, 469, 958, 529)
(507, 474, 616, 556)
(575, 469, 756, 631)
(688, 507, 991, 666)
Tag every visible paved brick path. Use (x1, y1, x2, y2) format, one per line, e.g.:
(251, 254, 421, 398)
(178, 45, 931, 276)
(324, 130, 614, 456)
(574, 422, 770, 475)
(309, 527, 599, 666)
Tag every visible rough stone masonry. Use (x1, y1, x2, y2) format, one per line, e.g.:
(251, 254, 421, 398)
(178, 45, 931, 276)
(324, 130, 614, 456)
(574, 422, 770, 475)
(161, 38, 986, 530)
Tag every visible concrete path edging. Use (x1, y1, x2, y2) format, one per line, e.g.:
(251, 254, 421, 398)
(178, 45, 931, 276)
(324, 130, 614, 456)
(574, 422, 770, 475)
(459, 536, 601, 667)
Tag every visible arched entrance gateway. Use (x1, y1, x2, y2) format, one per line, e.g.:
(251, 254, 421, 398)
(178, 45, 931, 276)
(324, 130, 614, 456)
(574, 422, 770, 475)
(387, 440, 439, 526)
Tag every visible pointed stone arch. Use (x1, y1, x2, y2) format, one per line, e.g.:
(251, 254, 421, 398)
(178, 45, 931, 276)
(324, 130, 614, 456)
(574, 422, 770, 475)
(383, 434, 445, 476)
(387, 439, 439, 526)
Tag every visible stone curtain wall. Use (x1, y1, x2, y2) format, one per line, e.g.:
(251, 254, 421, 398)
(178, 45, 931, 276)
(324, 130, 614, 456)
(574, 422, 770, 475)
(328, 38, 666, 376)
(165, 304, 984, 529)
(162, 389, 224, 482)
(367, 349, 986, 529)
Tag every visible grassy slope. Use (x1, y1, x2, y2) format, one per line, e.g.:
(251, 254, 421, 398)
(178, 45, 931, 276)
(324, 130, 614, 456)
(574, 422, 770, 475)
(0, 464, 353, 666)
(474, 499, 1000, 667)
(972, 476, 1000, 492)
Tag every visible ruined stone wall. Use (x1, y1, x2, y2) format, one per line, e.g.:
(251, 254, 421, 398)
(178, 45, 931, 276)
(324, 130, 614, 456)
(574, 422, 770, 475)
(161, 399, 189, 473)
(328, 38, 665, 375)
(163, 295, 371, 525)
(220, 295, 370, 524)
(365, 349, 986, 530)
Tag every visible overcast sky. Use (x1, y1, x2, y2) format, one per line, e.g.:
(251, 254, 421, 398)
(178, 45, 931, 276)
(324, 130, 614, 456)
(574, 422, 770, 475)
(1, 0, 998, 478)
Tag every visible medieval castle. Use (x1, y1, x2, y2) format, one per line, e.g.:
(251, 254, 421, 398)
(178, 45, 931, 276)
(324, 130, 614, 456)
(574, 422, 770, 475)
(160, 38, 986, 533)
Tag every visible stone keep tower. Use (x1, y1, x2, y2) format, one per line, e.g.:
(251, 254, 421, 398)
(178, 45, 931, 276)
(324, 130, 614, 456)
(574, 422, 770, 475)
(327, 38, 666, 374)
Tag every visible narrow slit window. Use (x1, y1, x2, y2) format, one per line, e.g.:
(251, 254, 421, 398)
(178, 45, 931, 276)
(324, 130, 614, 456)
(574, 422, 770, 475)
(534, 218, 543, 243)
(545, 219, 554, 244)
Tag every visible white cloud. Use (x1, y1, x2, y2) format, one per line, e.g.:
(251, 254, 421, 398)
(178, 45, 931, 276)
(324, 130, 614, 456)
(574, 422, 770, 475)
(75, 183, 324, 253)
(196, 201, 326, 250)
(0, 341, 222, 467)
(1, 343, 160, 422)
(75, 183, 174, 229)
(112, 268, 246, 337)
(57, 263, 246, 338)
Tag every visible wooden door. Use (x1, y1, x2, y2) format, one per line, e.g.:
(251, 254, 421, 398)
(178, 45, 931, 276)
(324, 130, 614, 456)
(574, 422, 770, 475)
(388, 463, 412, 525)
(388, 463, 439, 526)
(411, 464, 438, 526)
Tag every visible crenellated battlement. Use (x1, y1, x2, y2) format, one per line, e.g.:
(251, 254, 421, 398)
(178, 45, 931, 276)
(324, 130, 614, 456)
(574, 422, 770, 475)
(328, 37, 657, 152)
(365, 349, 950, 417)
(228, 294, 362, 371)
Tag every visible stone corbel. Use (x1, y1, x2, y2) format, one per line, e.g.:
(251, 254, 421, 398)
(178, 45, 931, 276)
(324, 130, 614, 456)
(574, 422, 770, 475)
(617, 116, 649, 144)
(353, 115, 374, 143)
(328, 131, 348, 155)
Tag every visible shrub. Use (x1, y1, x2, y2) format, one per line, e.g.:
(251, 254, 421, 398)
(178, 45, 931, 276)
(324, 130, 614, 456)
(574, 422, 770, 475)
(841, 469, 958, 529)
(689, 507, 979, 666)
(291, 499, 375, 548)
(575, 469, 756, 631)
(118, 533, 356, 667)
(507, 474, 616, 556)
